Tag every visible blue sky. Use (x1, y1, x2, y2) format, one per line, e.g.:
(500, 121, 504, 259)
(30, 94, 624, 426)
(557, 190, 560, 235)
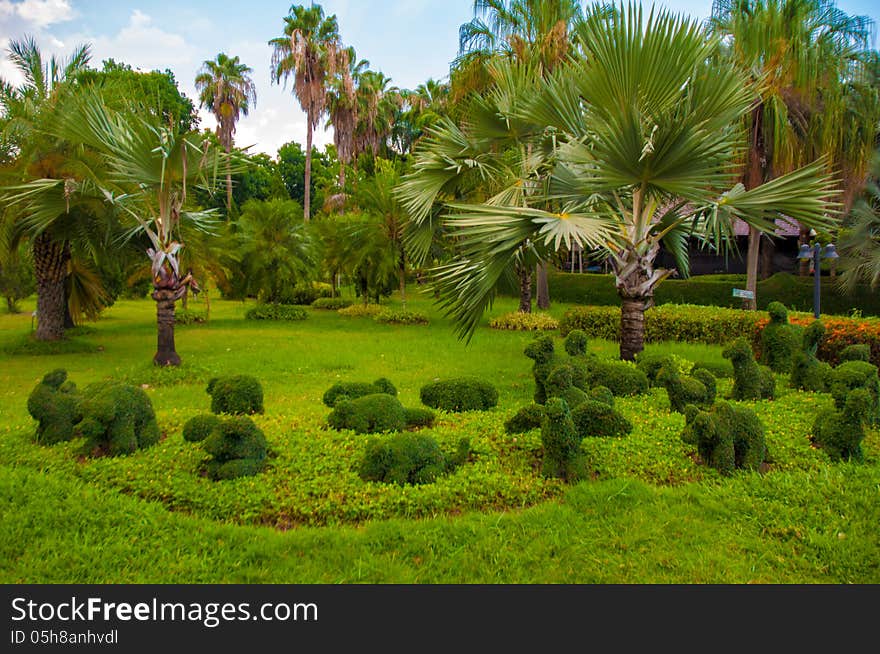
(2, 0, 879, 156)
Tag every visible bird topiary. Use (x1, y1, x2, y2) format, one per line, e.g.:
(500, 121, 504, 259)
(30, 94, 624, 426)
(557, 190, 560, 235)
(723, 338, 775, 400)
(827, 360, 879, 424)
(540, 398, 587, 481)
(26, 369, 82, 445)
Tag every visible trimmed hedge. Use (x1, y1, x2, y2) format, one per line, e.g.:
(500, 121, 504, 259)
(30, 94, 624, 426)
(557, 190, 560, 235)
(245, 304, 308, 321)
(374, 309, 429, 325)
(420, 378, 499, 412)
(182, 414, 222, 443)
(322, 378, 397, 408)
(548, 270, 880, 316)
(311, 297, 353, 310)
(489, 312, 560, 331)
(338, 304, 384, 318)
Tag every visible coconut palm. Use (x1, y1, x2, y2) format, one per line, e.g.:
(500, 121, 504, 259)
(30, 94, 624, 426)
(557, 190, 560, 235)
(709, 0, 877, 308)
(270, 3, 342, 222)
(195, 53, 257, 215)
(398, 5, 838, 360)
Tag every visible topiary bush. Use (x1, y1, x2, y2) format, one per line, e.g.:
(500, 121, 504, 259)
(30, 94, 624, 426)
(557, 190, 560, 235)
(504, 403, 546, 434)
(636, 353, 694, 386)
(811, 388, 872, 462)
(827, 361, 880, 424)
(790, 321, 831, 392)
(358, 433, 470, 486)
(585, 360, 649, 397)
(759, 302, 802, 373)
(419, 377, 499, 412)
(245, 304, 308, 321)
(570, 400, 632, 439)
(524, 335, 562, 404)
(322, 378, 397, 407)
(723, 338, 775, 400)
(404, 407, 437, 429)
(328, 393, 431, 434)
(657, 364, 716, 414)
(540, 398, 586, 482)
(26, 369, 82, 445)
(489, 311, 559, 331)
(311, 297, 353, 310)
(587, 385, 615, 407)
(206, 375, 264, 415)
(77, 382, 160, 457)
(564, 330, 589, 357)
(839, 344, 871, 362)
(682, 401, 766, 476)
(201, 415, 268, 480)
(182, 414, 222, 443)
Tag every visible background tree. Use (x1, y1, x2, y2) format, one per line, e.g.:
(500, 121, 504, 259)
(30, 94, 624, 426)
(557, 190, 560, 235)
(195, 53, 257, 215)
(326, 46, 366, 191)
(277, 140, 337, 216)
(270, 3, 342, 222)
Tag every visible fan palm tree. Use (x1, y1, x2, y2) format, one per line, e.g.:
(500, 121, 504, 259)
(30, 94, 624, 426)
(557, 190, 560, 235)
(270, 3, 342, 222)
(709, 0, 877, 308)
(354, 70, 398, 163)
(398, 4, 838, 360)
(325, 47, 367, 191)
(838, 151, 880, 291)
(195, 53, 257, 215)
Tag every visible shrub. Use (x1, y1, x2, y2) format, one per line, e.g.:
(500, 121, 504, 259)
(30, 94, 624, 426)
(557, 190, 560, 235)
(358, 433, 470, 486)
(657, 365, 716, 414)
(175, 308, 208, 325)
(636, 353, 693, 386)
(182, 414, 222, 443)
(322, 378, 397, 407)
(540, 398, 586, 481)
(545, 365, 588, 408)
(585, 360, 649, 397)
(489, 312, 559, 331)
(525, 335, 565, 404)
(588, 385, 615, 407)
(201, 415, 268, 480)
(419, 378, 499, 412)
(327, 393, 407, 434)
(723, 338, 775, 400)
(840, 344, 870, 362)
(790, 322, 830, 392)
(77, 382, 160, 456)
(338, 303, 384, 318)
(374, 309, 429, 325)
(759, 302, 802, 373)
(245, 304, 308, 321)
(570, 400, 632, 438)
(682, 401, 766, 476)
(207, 375, 264, 415)
(504, 403, 546, 434)
(404, 407, 437, 428)
(285, 282, 333, 306)
(26, 369, 82, 445)
(827, 361, 879, 423)
(564, 330, 589, 357)
(311, 297, 353, 310)
(811, 389, 872, 462)
(691, 360, 734, 379)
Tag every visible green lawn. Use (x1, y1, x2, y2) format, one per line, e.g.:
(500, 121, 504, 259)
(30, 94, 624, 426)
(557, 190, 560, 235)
(1, 290, 878, 583)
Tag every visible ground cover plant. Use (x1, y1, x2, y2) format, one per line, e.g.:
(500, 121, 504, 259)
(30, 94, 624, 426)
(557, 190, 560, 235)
(0, 292, 878, 584)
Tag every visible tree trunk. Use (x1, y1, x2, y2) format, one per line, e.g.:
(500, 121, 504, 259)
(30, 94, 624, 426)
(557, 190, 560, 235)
(620, 297, 647, 361)
(518, 266, 532, 313)
(339, 163, 346, 190)
(304, 120, 313, 223)
(743, 105, 765, 311)
(153, 289, 181, 366)
(32, 233, 69, 341)
(744, 227, 760, 310)
(399, 255, 407, 311)
(536, 262, 550, 310)
(798, 226, 811, 276)
(760, 237, 775, 280)
(226, 143, 233, 218)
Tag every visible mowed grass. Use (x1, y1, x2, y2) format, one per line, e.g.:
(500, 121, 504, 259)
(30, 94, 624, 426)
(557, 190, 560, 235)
(1, 289, 878, 583)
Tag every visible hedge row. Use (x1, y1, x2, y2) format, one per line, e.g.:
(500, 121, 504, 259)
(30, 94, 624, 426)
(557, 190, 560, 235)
(560, 304, 880, 367)
(547, 271, 880, 317)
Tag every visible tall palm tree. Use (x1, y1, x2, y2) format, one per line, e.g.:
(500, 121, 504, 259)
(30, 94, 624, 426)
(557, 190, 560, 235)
(0, 36, 94, 341)
(354, 70, 398, 163)
(838, 150, 880, 292)
(195, 53, 257, 216)
(270, 3, 342, 222)
(325, 47, 367, 190)
(710, 0, 877, 308)
(398, 5, 838, 360)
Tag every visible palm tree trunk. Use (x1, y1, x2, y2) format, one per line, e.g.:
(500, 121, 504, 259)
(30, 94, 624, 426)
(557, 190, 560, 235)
(153, 289, 181, 366)
(32, 233, 69, 341)
(743, 105, 765, 311)
(620, 297, 647, 361)
(339, 163, 346, 190)
(518, 266, 532, 313)
(744, 227, 760, 310)
(304, 120, 313, 223)
(399, 254, 407, 310)
(226, 144, 233, 218)
(536, 262, 550, 310)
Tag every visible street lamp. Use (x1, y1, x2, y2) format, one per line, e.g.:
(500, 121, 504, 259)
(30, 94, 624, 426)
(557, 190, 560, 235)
(797, 231, 838, 319)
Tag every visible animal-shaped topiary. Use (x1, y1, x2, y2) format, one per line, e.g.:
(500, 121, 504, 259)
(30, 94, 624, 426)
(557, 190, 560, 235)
(206, 375, 264, 415)
(656, 364, 716, 414)
(182, 414, 222, 443)
(564, 330, 589, 357)
(525, 335, 562, 404)
(419, 377, 498, 412)
(682, 401, 766, 476)
(570, 400, 632, 438)
(358, 434, 470, 485)
(585, 360, 650, 397)
(760, 302, 803, 373)
(524, 333, 592, 404)
(322, 378, 397, 407)
(723, 338, 775, 400)
(811, 389, 872, 462)
(505, 403, 546, 434)
(540, 398, 587, 481)
(77, 382, 160, 456)
(26, 369, 82, 445)
(839, 344, 870, 363)
(201, 415, 268, 480)
(328, 393, 435, 434)
(789, 321, 832, 392)
(545, 365, 588, 408)
(827, 361, 879, 425)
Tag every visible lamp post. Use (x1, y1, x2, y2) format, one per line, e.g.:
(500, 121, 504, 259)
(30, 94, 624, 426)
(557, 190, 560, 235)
(797, 236, 839, 320)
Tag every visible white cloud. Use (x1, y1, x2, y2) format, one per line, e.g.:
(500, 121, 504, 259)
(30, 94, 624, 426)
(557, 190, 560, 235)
(13, 0, 74, 27)
(0, 0, 76, 86)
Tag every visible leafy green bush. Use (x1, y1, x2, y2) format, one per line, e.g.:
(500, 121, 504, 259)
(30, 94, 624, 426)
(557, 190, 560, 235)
(327, 393, 407, 434)
(570, 400, 632, 438)
(374, 309, 429, 325)
(489, 312, 559, 331)
(311, 297, 353, 310)
(790, 322, 830, 392)
(682, 401, 766, 476)
(828, 361, 879, 423)
(358, 434, 470, 486)
(636, 352, 693, 386)
(504, 403, 546, 434)
(541, 398, 586, 482)
(322, 378, 397, 407)
(201, 415, 268, 480)
(587, 385, 615, 407)
(244, 304, 308, 321)
(285, 282, 333, 306)
(207, 375, 264, 415)
(182, 414, 222, 443)
(657, 365, 716, 414)
(759, 302, 802, 373)
(811, 389, 872, 462)
(26, 369, 82, 445)
(419, 377, 499, 412)
(403, 407, 436, 428)
(723, 339, 775, 400)
(840, 344, 871, 362)
(338, 303, 384, 318)
(564, 330, 589, 356)
(175, 308, 208, 325)
(585, 360, 649, 397)
(77, 382, 160, 457)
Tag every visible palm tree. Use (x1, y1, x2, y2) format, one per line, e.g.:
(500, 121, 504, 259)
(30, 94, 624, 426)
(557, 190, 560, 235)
(354, 70, 398, 164)
(270, 3, 342, 222)
(838, 151, 880, 291)
(398, 5, 838, 360)
(710, 0, 877, 308)
(195, 53, 257, 215)
(0, 37, 94, 340)
(325, 47, 367, 191)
